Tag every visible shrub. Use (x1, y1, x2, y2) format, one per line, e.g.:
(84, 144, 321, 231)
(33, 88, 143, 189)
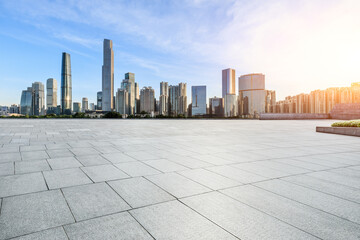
(103, 112, 122, 118)
(331, 119, 360, 127)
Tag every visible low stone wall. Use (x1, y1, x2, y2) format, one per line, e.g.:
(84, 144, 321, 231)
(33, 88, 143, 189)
(316, 126, 360, 137)
(260, 113, 330, 120)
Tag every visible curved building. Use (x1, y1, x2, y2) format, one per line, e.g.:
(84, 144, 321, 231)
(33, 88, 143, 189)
(61, 52, 72, 114)
(20, 87, 34, 116)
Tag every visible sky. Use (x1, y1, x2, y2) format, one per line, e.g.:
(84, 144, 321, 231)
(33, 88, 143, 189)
(0, 0, 360, 106)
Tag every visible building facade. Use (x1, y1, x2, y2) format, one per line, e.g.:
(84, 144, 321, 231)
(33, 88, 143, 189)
(82, 98, 88, 112)
(159, 81, 169, 116)
(61, 52, 72, 114)
(32, 82, 45, 116)
(120, 72, 138, 115)
(222, 68, 236, 98)
(46, 78, 57, 109)
(224, 94, 238, 117)
(209, 97, 224, 117)
(73, 102, 81, 113)
(102, 39, 114, 111)
(97, 91, 102, 110)
(140, 87, 155, 114)
(116, 88, 128, 115)
(191, 86, 206, 116)
(20, 87, 34, 115)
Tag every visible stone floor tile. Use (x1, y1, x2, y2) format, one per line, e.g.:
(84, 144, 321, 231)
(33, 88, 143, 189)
(0, 162, 14, 176)
(131, 200, 238, 240)
(0, 172, 47, 198)
(206, 165, 266, 183)
(76, 154, 110, 166)
(102, 152, 137, 163)
(11, 227, 68, 240)
(15, 160, 50, 174)
(108, 177, 174, 208)
(81, 164, 129, 182)
(0, 190, 74, 240)
(144, 159, 188, 172)
(47, 156, 82, 170)
(0, 152, 21, 163)
(46, 149, 74, 158)
(21, 150, 49, 161)
(146, 172, 211, 198)
(69, 147, 100, 156)
(64, 212, 152, 240)
(43, 168, 92, 189)
(62, 182, 130, 221)
(114, 161, 161, 177)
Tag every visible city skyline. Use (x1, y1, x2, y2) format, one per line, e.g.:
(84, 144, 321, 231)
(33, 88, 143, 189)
(1, 1, 360, 106)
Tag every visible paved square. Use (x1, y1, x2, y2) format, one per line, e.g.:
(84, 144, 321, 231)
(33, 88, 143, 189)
(0, 119, 359, 239)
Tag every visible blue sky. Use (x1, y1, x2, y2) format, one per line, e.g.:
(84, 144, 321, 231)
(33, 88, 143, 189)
(0, 0, 359, 106)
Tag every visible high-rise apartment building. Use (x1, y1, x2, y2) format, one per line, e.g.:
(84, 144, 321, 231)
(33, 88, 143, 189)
(222, 68, 235, 98)
(20, 87, 34, 116)
(102, 39, 114, 111)
(46, 78, 57, 109)
(179, 83, 187, 116)
(61, 52, 72, 114)
(73, 102, 81, 113)
(82, 97, 88, 112)
(140, 87, 155, 114)
(159, 81, 169, 116)
(169, 83, 187, 116)
(191, 86, 206, 116)
(32, 82, 45, 116)
(97, 91, 102, 110)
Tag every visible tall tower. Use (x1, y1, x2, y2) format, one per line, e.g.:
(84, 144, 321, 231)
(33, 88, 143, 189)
(222, 68, 235, 98)
(32, 82, 45, 116)
(46, 78, 57, 109)
(102, 39, 114, 111)
(61, 52, 72, 114)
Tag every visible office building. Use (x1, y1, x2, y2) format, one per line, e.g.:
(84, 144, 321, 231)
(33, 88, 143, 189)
(224, 94, 238, 117)
(140, 87, 155, 114)
(20, 87, 34, 115)
(73, 102, 81, 113)
(120, 72, 138, 115)
(32, 82, 45, 116)
(82, 97, 88, 112)
(102, 39, 114, 111)
(191, 86, 206, 116)
(61, 52, 72, 114)
(46, 78, 57, 109)
(209, 97, 224, 117)
(179, 83, 187, 116)
(97, 91, 102, 110)
(169, 85, 179, 116)
(238, 73, 274, 118)
(116, 88, 128, 115)
(89, 103, 95, 111)
(159, 81, 169, 116)
(222, 68, 236, 98)
(9, 104, 19, 114)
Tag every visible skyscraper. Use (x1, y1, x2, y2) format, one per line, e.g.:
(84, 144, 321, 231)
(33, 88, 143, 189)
(178, 83, 187, 116)
(222, 68, 236, 98)
(116, 88, 128, 115)
(159, 81, 169, 116)
(73, 102, 81, 113)
(97, 91, 102, 110)
(140, 87, 155, 114)
(46, 78, 57, 109)
(61, 52, 72, 114)
(209, 97, 224, 117)
(169, 85, 179, 116)
(120, 72, 137, 115)
(102, 39, 114, 111)
(191, 86, 206, 116)
(224, 94, 238, 117)
(32, 82, 45, 116)
(20, 87, 34, 116)
(82, 97, 88, 112)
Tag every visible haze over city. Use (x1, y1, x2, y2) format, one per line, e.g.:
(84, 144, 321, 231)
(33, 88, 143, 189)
(1, 0, 360, 106)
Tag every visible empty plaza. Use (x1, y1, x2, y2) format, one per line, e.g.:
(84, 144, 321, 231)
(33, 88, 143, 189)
(0, 119, 359, 240)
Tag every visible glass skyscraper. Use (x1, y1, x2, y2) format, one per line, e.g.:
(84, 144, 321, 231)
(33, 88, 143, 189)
(102, 39, 114, 112)
(222, 68, 235, 98)
(46, 78, 57, 109)
(120, 72, 137, 115)
(61, 52, 72, 114)
(191, 86, 206, 116)
(20, 87, 34, 116)
(32, 82, 45, 116)
(97, 91, 102, 110)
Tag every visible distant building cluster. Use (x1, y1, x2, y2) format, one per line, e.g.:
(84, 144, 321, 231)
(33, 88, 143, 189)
(270, 82, 360, 114)
(4, 38, 357, 118)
